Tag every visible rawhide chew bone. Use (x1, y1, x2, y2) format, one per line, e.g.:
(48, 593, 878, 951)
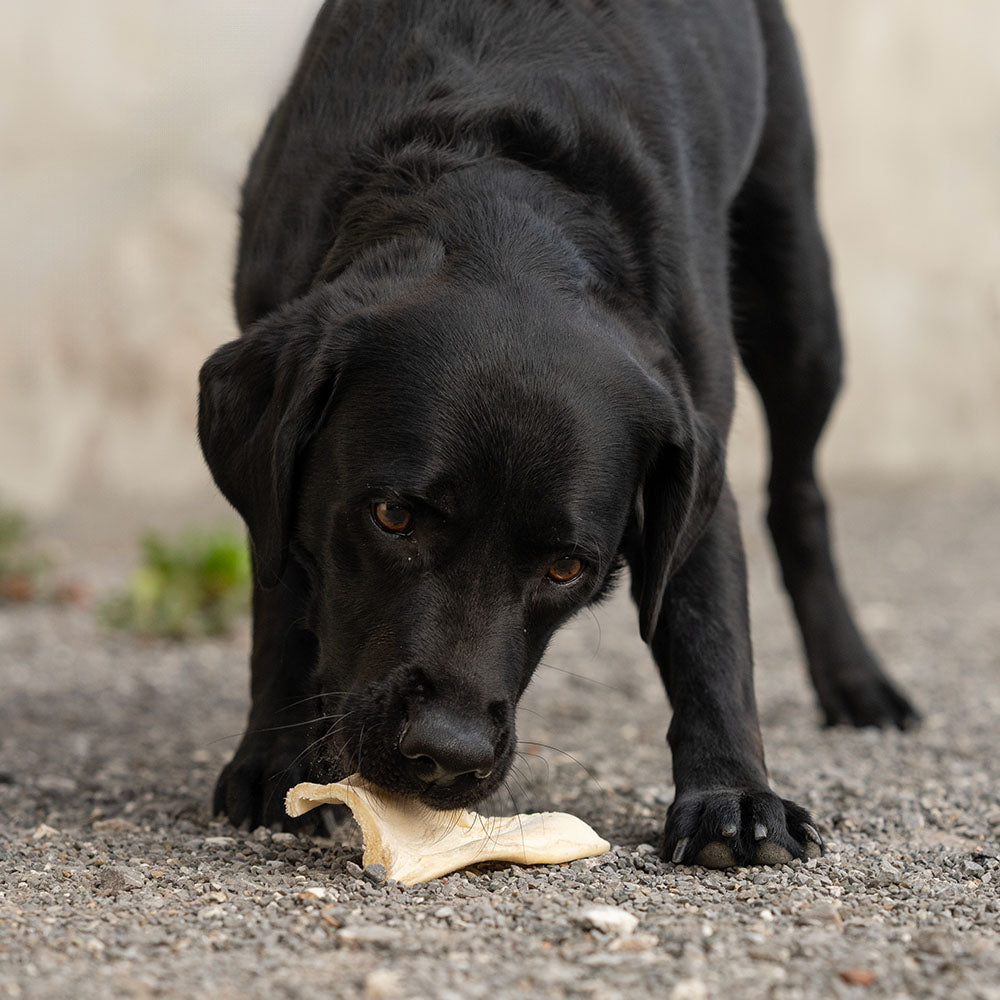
(285, 774, 610, 886)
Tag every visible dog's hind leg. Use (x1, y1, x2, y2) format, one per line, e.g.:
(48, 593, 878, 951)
(213, 555, 325, 830)
(730, 1, 917, 729)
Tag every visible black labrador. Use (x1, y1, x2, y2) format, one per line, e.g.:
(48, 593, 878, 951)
(198, 0, 918, 867)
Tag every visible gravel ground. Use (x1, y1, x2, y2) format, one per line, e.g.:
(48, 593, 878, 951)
(2, 480, 999, 1000)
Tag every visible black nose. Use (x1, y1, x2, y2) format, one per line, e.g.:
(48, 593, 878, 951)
(398, 705, 496, 786)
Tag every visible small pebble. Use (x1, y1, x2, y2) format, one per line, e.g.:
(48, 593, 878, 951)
(364, 969, 404, 999)
(575, 905, 639, 936)
(838, 969, 878, 987)
(363, 863, 387, 885)
(670, 979, 708, 1000)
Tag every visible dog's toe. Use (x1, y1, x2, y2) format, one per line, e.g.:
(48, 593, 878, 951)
(694, 841, 738, 868)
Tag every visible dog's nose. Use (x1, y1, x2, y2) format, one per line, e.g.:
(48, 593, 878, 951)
(398, 705, 495, 786)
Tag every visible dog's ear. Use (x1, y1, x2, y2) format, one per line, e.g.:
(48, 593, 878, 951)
(198, 300, 349, 588)
(631, 397, 726, 644)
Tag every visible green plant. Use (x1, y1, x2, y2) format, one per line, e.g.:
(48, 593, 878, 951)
(0, 506, 50, 602)
(101, 528, 251, 639)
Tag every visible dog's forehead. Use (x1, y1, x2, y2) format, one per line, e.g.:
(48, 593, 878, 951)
(329, 334, 644, 534)
(346, 360, 621, 482)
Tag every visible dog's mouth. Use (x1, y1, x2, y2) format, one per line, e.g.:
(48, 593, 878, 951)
(411, 768, 503, 810)
(305, 693, 514, 812)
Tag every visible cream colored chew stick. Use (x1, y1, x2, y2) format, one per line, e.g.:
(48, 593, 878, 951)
(285, 775, 610, 886)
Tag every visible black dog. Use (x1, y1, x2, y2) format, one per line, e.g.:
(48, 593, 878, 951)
(198, 0, 917, 867)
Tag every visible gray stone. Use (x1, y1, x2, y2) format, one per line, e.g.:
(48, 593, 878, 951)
(98, 864, 146, 893)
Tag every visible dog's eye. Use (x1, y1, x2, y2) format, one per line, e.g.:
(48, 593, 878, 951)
(547, 557, 584, 583)
(372, 501, 414, 534)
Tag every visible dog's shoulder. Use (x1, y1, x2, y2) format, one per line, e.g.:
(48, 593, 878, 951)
(235, 0, 767, 329)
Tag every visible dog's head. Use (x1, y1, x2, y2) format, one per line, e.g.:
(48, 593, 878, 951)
(199, 260, 723, 809)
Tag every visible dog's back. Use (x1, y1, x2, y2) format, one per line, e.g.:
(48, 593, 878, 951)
(235, 0, 765, 334)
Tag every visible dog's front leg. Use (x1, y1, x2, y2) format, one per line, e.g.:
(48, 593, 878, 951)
(214, 556, 322, 831)
(650, 487, 823, 867)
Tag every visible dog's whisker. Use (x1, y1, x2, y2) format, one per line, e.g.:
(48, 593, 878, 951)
(206, 731, 254, 747)
(470, 784, 503, 850)
(583, 605, 604, 658)
(276, 719, 351, 778)
(264, 709, 363, 802)
(353, 722, 367, 783)
(535, 660, 625, 694)
(233, 711, 356, 739)
(263, 717, 363, 819)
(262, 723, 341, 819)
(437, 807, 466, 847)
(514, 705, 545, 722)
(206, 701, 358, 747)
(512, 748, 549, 787)
(472, 810, 494, 853)
(499, 778, 528, 859)
(504, 762, 534, 813)
(277, 690, 353, 713)
(508, 754, 531, 785)
(516, 740, 604, 795)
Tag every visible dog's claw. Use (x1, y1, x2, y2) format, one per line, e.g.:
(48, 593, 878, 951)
(721, 823, 738, 838)
(802, 823, 823, 846)
(754, 823, 768, 841)
(672, 837, 690, 864)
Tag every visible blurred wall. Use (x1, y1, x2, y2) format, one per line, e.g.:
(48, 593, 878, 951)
(1, 0, 998, 516)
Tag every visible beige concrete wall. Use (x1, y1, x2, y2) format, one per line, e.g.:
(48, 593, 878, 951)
(732, 0, 1000, 486)
(0, 1, 319, 513)
(2, 1, 998, 516)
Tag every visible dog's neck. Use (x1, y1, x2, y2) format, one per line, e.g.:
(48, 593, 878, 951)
(317, 128, 676, 325)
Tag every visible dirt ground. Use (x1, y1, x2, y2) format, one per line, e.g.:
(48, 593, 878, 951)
(1, 480, 998, 999)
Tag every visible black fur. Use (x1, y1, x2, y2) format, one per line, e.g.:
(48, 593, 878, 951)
(199, 0, 917, 865)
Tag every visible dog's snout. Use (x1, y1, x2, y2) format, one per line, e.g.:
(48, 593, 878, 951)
(398, 705, 496, 786)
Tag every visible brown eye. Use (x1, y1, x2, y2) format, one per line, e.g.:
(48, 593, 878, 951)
(547, 557, 584, 583)
(373, 501, 414, 534)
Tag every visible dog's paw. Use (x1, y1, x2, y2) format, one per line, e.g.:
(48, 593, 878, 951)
(213, 736, 329, 833)
(818, 669, 920, 731)
(661, 788, 823, 868)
